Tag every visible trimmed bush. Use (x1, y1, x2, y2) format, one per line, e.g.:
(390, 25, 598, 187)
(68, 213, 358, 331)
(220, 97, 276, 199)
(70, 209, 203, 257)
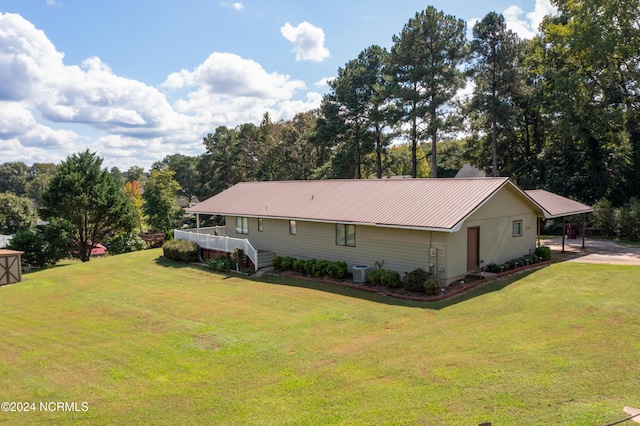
(381, 270, 401, 288)
(368, 269, 385, 286)
(535, 246, 552, 261)
(424, 278, 441, 296)
(485, 263, 501, 273)
(368, 269, 400, 287)
(403, 268, 431, 293)
(272, 256, 348, 279)
(163, 240, 199, 262)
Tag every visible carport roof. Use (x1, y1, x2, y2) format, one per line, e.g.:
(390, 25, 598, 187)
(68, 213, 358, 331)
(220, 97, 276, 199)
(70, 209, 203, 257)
(524, 189, 593, 218)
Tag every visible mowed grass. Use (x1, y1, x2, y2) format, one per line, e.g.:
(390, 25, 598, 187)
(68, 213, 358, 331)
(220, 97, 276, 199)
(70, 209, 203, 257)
(1, 250, 639, 425)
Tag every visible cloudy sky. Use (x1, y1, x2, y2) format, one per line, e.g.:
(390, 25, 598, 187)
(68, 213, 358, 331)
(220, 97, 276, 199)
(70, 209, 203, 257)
(0, 0, 556, 171)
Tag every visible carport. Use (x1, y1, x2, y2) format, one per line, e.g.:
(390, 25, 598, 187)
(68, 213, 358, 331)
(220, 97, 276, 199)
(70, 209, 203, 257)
(524, 190, 594, 253)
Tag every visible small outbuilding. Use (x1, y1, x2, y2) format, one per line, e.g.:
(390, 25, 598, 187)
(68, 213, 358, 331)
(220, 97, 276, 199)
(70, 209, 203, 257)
(0, 249, 24, 286)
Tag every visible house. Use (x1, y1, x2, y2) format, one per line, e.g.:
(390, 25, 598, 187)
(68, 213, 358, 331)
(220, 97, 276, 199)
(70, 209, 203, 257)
(177, 178, 592, 285)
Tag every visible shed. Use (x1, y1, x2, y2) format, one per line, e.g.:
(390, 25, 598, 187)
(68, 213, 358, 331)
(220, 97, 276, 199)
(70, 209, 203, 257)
(0, 249, 24, 286)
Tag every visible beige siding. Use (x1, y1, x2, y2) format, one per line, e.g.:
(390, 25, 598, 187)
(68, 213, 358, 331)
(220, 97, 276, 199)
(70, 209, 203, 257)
(444, 185, 538, 282)
(227, 216, 447, 277)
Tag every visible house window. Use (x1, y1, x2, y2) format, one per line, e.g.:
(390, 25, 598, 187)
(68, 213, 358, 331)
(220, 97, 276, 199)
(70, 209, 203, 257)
(336, 224, 356, 247)
(513, 220, 523, 237)
(258, 218, 263, 232)
(289, 220, 297, 235)
(236, 216, 248, 234)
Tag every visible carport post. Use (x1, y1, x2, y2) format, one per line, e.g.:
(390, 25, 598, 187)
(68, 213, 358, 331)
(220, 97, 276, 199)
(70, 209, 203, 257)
(562, 216, 566, 253)
(581, 213, 586, 249)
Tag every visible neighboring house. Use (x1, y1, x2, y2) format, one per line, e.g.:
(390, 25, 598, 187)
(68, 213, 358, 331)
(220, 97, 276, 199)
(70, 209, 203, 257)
(179, 178, 592, 285)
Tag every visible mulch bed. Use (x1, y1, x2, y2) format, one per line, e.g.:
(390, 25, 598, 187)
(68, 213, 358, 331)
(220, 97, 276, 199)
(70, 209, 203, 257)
(279, 271, 488, 302)
(279, 260, 552, 302)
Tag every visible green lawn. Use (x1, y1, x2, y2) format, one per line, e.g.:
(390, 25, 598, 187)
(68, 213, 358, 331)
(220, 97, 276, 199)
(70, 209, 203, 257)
(1, 249, 639, 425)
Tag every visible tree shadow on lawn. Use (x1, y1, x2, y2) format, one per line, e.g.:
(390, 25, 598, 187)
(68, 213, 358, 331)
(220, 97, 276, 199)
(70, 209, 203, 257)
(154, 255, 540, 310)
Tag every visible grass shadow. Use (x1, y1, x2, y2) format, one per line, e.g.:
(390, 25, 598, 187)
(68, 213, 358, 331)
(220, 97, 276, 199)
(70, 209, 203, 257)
(153, 254, 543, 310)
(251, 269, 540, 311)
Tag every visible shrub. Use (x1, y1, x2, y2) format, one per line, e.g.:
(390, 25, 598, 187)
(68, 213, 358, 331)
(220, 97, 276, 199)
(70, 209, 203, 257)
(501, 263, 511, 272)
(424, 278, 441, 296)
(207, 257, 235, 272)
(280, 256, 295, 271)
(535, 246, 552, 261)
(381, 270, 401, 288)
(162, 240, 199, 262)
(368, 269, 385, 286)
(328, 261, 348, 279)
(403, 268, 430, 293)
(108, 231, 146, 255)
(272, 256, 283, 270)
(485, 263, 501, 273)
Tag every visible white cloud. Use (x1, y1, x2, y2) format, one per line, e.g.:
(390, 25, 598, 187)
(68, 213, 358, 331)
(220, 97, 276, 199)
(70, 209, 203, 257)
(467, 0, 557, 40)
(0, 11, 323, 170)
(163, 52, 305, 99)
(222, 2, 243, 10)
(314, 77, 334, 88)
(280, 22, 330, 62)
(504, 0, 557, 39)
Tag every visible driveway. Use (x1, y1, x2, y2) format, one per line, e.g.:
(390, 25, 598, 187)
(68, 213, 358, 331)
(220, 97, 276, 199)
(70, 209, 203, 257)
(539, 237, 640, 265)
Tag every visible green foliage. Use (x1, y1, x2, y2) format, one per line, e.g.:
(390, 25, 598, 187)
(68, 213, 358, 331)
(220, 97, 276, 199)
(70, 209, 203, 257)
(108, 231, 146, 255)
(162, 240, 199, 262)
(618, 198, 640, 241)
(8, 218, 74, 268)
(535, 246, 552, 262)
(402, 268, 431, 293)
(368, 269, 401, 288)
(592, 198, 617, 238)
(41, 150, 136, 262)
(273, 256, 348, 279)
(0, 161, 29, 195)
(143, 168, 183, 234)
(424, 278, 441, 296)
(206, 257, 235, 272)
(0, 192, 37, 234)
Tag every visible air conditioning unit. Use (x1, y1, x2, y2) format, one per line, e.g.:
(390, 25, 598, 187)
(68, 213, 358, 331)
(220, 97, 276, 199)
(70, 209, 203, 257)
(352, 265, 372, 283)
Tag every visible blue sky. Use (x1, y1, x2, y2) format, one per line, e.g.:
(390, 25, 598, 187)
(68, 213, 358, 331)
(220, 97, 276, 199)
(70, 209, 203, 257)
(0, 0, 556, 171)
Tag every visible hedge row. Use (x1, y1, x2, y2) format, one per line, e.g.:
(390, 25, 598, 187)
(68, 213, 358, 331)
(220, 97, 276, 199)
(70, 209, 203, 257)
(485, 247, 549, 274)
(369, 267, 440, 295)
(162, 240, 200, 262)
(273, 256, 348, 279)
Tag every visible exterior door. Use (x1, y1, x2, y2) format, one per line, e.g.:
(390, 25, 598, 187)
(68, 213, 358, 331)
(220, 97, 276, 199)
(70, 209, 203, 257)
(467, 227, 480, 273)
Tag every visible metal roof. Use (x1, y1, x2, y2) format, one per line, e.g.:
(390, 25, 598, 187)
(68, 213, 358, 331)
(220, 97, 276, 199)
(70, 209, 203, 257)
(188, 178, 536, 232)
(524, 189, 593, 218)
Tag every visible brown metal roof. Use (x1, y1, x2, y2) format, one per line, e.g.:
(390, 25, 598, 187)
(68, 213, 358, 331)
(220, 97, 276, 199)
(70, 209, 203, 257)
(524, 189, 593, 218)
(188, 178, 528, 231)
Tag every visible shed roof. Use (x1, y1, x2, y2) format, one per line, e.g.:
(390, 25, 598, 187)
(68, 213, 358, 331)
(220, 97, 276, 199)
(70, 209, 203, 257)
(189, 178, 542, 232)
(524, 189, 593, 218)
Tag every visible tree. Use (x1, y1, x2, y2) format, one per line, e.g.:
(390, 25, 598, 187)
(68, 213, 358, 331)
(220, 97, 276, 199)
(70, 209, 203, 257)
(41, 150, 136, 262)
(142, 168, 182, 234)
(8, 218, 74, 268)
(125, 165, 147, 185)
(541, 0, 640, 203)
(25, 163, 57, 208)
(388, 7, 468, 177)
(123, 180, 145, 233)
(0, 192, 37, 234)
(152, 154, 200, 204)
(470, 12, 522, 177)
(0, 161, 29, 195)
(201, 126, 242, 195)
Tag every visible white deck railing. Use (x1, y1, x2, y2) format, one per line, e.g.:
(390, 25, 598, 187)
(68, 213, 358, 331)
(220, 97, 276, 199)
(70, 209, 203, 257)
(174, 228, 258, 271)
